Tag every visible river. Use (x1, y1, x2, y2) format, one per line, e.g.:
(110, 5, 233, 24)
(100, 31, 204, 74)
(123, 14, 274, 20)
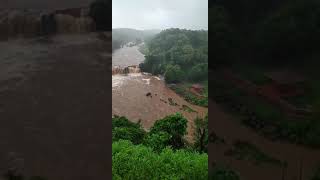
(112, 45, 207, 141)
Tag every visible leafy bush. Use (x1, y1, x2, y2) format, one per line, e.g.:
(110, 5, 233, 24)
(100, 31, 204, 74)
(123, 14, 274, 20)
(143, 131, 172, 151)
(210, 166, 240, 180)
(149, 113, 188, 149)
(164, 64, 185, 83)
(113, 127, 146, 145)
(112, 116, 146, 144)
(112, 140, 208, 180)
(194, 115, 209, 153)
(189, 63, 208, 82)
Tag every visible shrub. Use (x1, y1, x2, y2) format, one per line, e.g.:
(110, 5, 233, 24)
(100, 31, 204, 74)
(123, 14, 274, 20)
(194, 115, 208, 153)
(210, 166, 240, 180)
(112, 116, 146, 144)
(112, 140, 208, 180)
(189, 63, 208, 82)
(164, 64, 185, 83)
(143, 131, 172, 151)
(149, 113, 188, 149)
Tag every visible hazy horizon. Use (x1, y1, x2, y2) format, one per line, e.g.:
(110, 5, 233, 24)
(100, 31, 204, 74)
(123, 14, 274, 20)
(112, 0, 208, 30)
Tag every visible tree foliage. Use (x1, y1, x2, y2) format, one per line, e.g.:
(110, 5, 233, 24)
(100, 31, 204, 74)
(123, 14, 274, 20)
(194, 114, 208, 153)
(112, 140, 208, 180)
(140, 28, 208, 83)
(112, 116, 146, 144)
(149, 113, 188, 149)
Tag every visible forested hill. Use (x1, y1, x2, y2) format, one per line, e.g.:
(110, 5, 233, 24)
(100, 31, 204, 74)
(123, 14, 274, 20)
(140, 28, 208, 83)
(112, 28, 161, 51)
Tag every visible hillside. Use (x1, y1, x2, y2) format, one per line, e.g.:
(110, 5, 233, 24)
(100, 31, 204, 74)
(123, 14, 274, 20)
(112, 28, 161, 51)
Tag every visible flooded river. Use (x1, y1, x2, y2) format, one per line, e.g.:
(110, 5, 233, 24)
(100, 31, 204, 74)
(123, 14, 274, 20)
(112, 45, 207, 140)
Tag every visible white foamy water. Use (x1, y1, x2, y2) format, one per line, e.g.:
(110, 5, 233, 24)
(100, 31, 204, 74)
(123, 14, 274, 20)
(142, 78, 150, 85)
(112, 73, 142, 89)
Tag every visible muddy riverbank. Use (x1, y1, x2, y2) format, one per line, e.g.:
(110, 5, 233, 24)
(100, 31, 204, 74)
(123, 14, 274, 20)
(112, 45, 208, 141)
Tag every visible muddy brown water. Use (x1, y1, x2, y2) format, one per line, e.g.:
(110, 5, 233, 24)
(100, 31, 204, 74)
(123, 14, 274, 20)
(209, 98, 320, 180)
(0, 33, 112, 179)
(112, 45, 208, 141)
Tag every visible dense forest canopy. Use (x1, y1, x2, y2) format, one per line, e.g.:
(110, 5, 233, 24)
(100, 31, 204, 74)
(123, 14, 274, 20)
(209, 0, 320, 66)
(140, 28, 208, 83)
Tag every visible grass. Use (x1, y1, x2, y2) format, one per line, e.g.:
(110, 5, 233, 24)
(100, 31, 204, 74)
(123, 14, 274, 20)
(170, 81, 208, 107)
(225, 140, 283, 166)
(180, 105, 197, 113)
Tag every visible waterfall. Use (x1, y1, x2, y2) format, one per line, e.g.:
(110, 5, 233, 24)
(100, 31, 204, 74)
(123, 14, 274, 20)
(112, 65, 141, 75)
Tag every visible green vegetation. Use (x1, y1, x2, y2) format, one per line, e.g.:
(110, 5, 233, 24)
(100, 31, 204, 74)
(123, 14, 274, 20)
(140, 28, 208, 83)
(171, 81, 208, 107)
(112, 113, 209, 151)
(194, 115, 208, 153)
(210, 74, 320, 147)
(112, 140, 208, 180)
(180, 105, 196, 113)
(210, 165, 240, 180)
(112, 113, 209, 179)
(136, 28, 208, 107)
(225, 140, 283, 166)
(149, 113, 188, 149)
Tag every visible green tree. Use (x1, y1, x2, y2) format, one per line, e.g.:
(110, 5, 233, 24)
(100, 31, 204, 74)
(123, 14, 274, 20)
(113, 140, 208, 180)
(164, 64, 184, 83)
(143, 131, 172, 151)
(112, 116, 146, 144)
(149, 113, 188, 149)
(194, 114, 208, 153)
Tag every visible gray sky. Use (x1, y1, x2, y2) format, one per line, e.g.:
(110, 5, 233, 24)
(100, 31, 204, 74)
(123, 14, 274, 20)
(112, 0, 208, 30)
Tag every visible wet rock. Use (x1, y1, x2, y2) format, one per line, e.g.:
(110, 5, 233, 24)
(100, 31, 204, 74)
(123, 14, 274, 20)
(168, 98, 178, 106)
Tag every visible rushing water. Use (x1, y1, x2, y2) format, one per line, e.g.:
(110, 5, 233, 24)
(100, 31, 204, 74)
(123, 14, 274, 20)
(112, 45, 207, 140)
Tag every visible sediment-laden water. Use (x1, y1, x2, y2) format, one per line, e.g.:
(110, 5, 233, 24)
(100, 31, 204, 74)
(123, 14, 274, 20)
(112, 45, 207, 140)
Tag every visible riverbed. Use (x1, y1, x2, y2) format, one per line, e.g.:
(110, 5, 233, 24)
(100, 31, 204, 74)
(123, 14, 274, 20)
(112, 45, 207, 141)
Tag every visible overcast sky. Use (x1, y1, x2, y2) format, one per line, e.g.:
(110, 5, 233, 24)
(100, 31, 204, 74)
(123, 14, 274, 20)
(112, 0, 208, 30)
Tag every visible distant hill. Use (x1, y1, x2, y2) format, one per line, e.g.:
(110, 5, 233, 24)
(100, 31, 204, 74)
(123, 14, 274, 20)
(112, 28, 161, 51)
(112, 28, 161, 43)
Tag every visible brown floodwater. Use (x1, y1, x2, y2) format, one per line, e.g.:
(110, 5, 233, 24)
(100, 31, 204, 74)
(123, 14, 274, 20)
(209, 99, 320, 179)
(112, 45, 145, 68)
(112, 46, 207, 141)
